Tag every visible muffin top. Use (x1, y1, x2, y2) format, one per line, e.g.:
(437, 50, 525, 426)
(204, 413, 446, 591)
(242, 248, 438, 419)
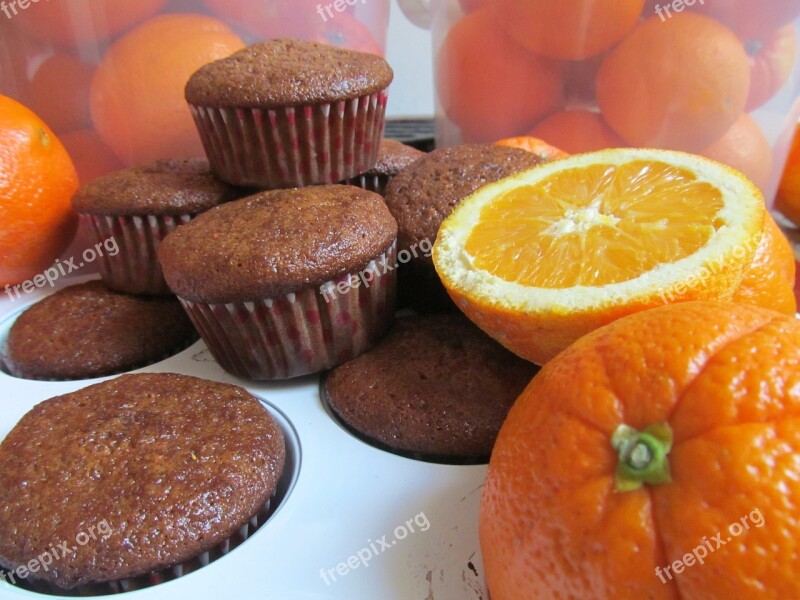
(323, 314, 539, 461)
(384, 144, 543, 257)
(71, 158, 240, 216)
(0, 373, 286, 589)
(185, 38, 394, 108)
(2, 280, 196, 380)
(159, 185, 398, 303)
(367, 139, 424, 176)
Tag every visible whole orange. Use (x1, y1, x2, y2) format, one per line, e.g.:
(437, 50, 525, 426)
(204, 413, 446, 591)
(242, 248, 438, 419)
(89, 14, 244, 166)
(15, 0, 165, 48)
(746, 24, 798, 111)
(0, 96, 78, 287)
(530, 109, 625, 154)
(436, 9, 563, 142)
(701, 114, 773, 192)
(489, 0, 645, 60)
(27, 54, 95, 135)
(596, 13, 751, 152)
(732, 212, 797, 315)
(481, 300, 800, 599)
(776, 124, 800, 227)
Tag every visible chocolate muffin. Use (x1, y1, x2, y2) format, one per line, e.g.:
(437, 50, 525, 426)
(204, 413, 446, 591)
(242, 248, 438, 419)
(384, 144, 543, 311)
(159, 185, 398, 380)
(322, 314, 539, 463)
(185, 38, 394, 189)
(2, 280, 196, 380)
(0, 373, 286, 593)
(72, 158, 241, 295)
(346, 138, 424, 195)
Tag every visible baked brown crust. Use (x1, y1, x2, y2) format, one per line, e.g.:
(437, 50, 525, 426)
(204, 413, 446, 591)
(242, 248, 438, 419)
(3, 281, 196, 380)
(185, 38, 393, 108)
(366, 139, 424, 176)
(159, 185, 398, 304)
(0, 373, 286, 589)
(323, 314, 539, 460)
(71, 159, 240, 217)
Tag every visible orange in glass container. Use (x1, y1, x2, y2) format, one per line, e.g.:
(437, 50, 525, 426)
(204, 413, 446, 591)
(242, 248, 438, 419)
(15, 0, 166, 47)
(596, 13, 751, 151)
(89, 13, 244, 166)
(60, 129, 124, 184)
(436, 9, 563, 143)
(490, 0, 646, 60)
(27, 53, 95, 135)
(745, 24, 798, 111)
(701, 114, 774, 193)
(530, 109, 625, 154)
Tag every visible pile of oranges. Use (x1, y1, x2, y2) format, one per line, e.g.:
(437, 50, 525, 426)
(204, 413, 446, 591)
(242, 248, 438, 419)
(437, 0, 800, 192)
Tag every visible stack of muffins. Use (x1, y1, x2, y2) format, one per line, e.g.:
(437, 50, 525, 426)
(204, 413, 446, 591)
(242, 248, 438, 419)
(0, 37, 554, 594)
(163, 38, 402, 380)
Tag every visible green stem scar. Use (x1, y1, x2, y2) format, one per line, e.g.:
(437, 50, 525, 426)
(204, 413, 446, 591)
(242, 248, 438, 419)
(611, 423, 673, 492)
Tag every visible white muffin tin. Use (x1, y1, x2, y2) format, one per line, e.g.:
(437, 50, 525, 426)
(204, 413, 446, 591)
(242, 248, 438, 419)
(0, 276, 489, 600)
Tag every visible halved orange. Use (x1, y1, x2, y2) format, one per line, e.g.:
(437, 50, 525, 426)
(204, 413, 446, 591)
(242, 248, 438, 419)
(432, 149, 767, 364)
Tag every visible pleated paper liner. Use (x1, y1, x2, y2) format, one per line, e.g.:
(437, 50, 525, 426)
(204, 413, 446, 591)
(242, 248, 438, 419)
(81, 213, 193, 296)
(179, 243, 398, 380)
(189, 91, 388, 189)
(344, 172, 392, 196)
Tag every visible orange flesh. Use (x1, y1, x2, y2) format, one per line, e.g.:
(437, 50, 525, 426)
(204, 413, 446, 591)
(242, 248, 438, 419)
(464, 161, 725, 288)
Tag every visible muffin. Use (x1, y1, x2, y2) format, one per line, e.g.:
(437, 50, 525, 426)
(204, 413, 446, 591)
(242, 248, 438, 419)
(185, 38, 393, 189)
(0, 373, 286, 593)
(71, 158, 241, 295)
(384, 144, 543, 312)
(2, 280, 197, 380)
(345, 138, 424, 195)
(159, 185, 398, 380)
(323, 314, 539, 463)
